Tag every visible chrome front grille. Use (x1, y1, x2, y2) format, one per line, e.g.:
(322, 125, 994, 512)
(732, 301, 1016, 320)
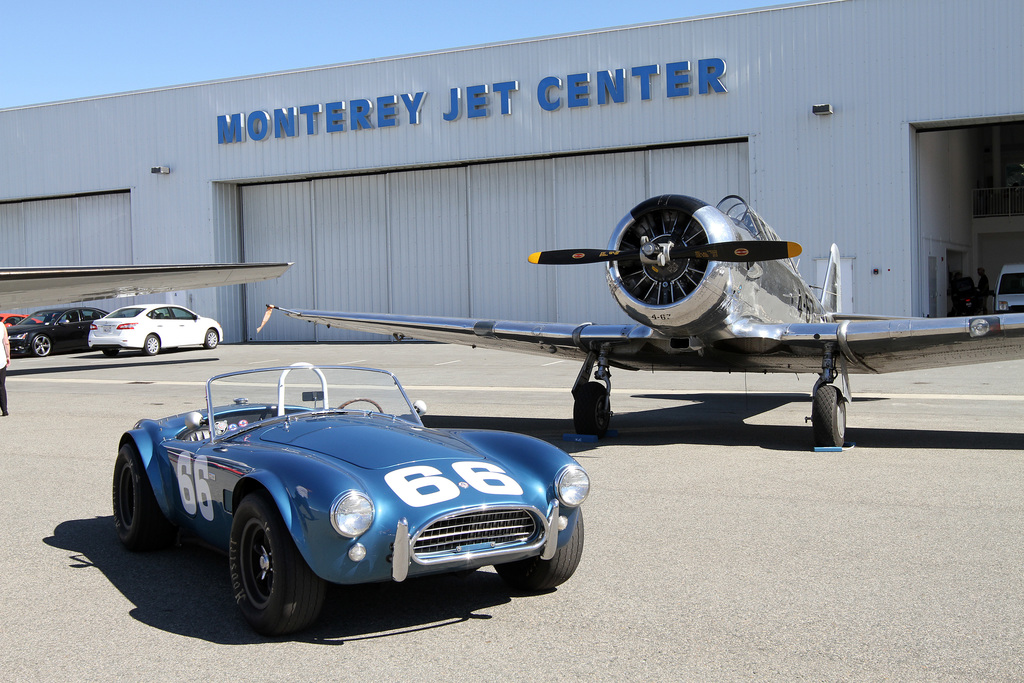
(413, 508, 538, 558)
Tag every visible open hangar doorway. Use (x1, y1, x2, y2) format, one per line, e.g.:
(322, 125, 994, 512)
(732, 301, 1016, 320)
(916, 119, 1024, 317)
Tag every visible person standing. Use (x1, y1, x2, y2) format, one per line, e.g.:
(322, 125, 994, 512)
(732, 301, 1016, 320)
(1, 317, 9, 416)
(977, 267, 992, 313)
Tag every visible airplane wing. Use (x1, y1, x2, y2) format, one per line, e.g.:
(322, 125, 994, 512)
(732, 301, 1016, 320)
(261, 306, 655, 361)
(1, 263, 291, 310)
(775, 314, 1024, 373)
(265, 305, 1024, 375)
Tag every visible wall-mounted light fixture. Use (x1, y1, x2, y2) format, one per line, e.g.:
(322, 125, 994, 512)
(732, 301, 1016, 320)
(151, 166, 170, 174)
(812, 104, 833, 116)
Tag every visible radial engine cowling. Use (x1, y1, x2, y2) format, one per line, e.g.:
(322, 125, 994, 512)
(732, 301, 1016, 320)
(606, 195, 745, 336)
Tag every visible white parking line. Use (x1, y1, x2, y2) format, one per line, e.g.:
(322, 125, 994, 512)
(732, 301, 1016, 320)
(433, 360, 461, 366)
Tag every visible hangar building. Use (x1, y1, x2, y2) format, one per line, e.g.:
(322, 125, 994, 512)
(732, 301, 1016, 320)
(2, 0, 1023, 342)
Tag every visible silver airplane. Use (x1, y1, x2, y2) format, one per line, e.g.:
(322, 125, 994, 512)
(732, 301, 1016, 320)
(262, 194, 1024, 448)
(2, 262, 291, 311)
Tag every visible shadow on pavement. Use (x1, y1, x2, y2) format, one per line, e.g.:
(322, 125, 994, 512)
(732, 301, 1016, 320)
(424, 392, 1023, 452)
(10, 350, 220, 377)
(44, 516, 518, 644)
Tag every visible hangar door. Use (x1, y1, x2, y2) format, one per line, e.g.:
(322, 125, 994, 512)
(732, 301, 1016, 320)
(242, 141, 749, 341)
(0, 192, 132, 312)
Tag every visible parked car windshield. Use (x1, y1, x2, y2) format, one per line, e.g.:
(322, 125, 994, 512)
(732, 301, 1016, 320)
(16, 309, 62, 325)
(106, 307, 146, 319)
(206, 365, 421, 437)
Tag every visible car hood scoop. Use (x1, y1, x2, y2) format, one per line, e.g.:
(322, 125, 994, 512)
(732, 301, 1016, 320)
(257, 417, 478, 469)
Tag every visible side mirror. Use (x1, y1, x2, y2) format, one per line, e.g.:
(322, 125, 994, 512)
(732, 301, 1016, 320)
(413, 400, 427, 416)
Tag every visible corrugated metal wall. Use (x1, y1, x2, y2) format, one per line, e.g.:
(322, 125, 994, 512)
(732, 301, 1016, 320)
(0, 192, 131, 313)
(242, 141, 748, 340)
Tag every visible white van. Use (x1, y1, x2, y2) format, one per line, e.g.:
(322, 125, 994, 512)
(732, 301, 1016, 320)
(995, 263, 1024, 313)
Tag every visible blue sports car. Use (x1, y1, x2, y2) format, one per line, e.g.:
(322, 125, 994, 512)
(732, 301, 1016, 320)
(113, 363, 589, 635)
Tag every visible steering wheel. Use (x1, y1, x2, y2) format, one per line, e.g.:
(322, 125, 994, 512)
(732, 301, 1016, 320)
(337, 398, 384, 413)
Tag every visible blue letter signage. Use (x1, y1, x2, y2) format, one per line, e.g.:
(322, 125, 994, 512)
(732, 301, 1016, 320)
(216, 59, 727, 144)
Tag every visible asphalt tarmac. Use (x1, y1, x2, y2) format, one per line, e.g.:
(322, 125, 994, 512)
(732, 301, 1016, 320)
(1, 342, 1022, 681)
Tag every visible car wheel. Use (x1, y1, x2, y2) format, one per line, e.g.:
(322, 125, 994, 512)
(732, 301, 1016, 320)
(102, 349, 120, 357)
(143, 334, 161, 356)
(229, 491, 326, 635)
(495, 510, 585, 591)
(30, 334, 52, 357)
(573, 382, 610, 437)
(203, 328, 219, 349)
(112, 442, 177, 551)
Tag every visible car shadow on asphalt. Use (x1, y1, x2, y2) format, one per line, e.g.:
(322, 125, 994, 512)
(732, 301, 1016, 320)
(9, 351, 220, 376)
(44, 516, 519, 644)
(423, 392, 1023, 452)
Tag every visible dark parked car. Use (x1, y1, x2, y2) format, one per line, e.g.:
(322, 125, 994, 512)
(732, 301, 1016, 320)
(8, 307, 108, 357)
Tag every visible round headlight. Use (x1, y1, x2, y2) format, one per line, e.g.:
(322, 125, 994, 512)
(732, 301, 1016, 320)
(556, 465, 590, 507)
(330, 491, 375, 538)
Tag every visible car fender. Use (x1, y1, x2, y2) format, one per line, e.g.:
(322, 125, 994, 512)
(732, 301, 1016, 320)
(433, 429, 587, 545)
(119, 428, 177, 521)
(232, 464, 365, 579)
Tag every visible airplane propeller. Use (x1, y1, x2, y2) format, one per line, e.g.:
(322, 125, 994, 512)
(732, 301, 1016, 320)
(528, 240, 801, 266)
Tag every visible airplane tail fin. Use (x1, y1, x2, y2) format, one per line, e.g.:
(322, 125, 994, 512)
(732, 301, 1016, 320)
(820, 244, 842, 314)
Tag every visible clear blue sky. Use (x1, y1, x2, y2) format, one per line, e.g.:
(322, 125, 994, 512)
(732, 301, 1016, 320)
(1, 0, 777, 109)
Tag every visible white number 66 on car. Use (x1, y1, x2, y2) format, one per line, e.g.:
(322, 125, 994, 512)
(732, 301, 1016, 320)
(111, 364, 589, 636)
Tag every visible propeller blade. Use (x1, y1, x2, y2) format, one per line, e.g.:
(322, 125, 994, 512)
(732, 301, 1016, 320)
(527, 249, 636, 265)
(529, 240, 801, 265)
(670, 240, 802, 262)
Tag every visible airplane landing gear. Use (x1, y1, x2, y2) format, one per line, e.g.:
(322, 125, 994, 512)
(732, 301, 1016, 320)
(812, 384, 846, 447)
(573, 350, 612, 437)
(812, 344, 849, 448)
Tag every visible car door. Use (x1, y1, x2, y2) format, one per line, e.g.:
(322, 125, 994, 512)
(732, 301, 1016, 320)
(147, 307, 181, 348)
(170, 306, 202, 346)
(54, 309, 86, 351)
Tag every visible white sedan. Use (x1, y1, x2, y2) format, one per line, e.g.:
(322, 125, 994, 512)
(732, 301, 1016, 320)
(89, 304, 222, 356)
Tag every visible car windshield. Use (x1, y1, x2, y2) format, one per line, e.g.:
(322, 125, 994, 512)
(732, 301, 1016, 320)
(206, 364, 421, 440)
(106, 307, 146, 319)
(18, 309, 62, 325)
(998, 272, 1024, 295)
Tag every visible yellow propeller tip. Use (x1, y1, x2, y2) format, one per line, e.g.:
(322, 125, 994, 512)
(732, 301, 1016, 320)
(788, 243, 802, 258)
(527, 252, 541, 264)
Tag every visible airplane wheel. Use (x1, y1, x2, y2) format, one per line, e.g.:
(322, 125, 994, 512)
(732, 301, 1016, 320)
(573, 382, 610, 437)
(812, 384, 846, 448)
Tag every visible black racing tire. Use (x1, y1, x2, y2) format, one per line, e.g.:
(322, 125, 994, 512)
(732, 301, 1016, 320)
(30, 334, 52, 357)
(495, 511, 585, 591)
(143, 334, 161, 356)
(102, 348, 120, 357)
(229, 491, 326, 636)
(812, 384, 846, 448)
(573, 382, 610, 437)
(203, 328, 219, 349)
(112, 442, 177, 551)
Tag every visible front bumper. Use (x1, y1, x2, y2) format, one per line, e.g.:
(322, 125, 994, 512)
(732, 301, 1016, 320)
(391, 502, 559, 582)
